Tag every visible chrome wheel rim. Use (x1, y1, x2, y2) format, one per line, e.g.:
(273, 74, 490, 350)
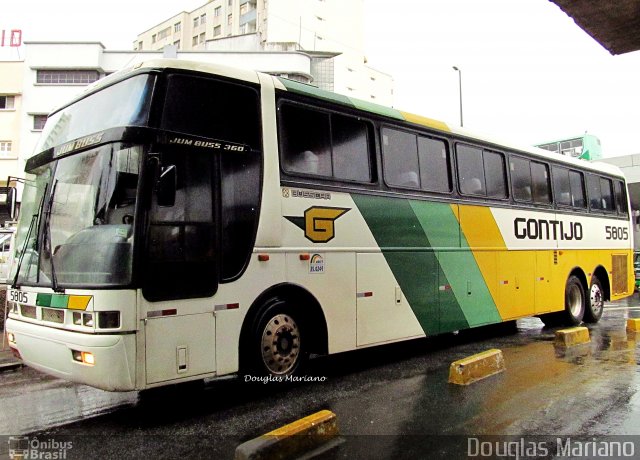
(590, 283, 603, 317)
(567, 283, 583, 318)
(261, 314, 300, 375)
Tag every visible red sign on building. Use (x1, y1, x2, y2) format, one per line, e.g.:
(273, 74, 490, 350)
(1, 30, 22, 47)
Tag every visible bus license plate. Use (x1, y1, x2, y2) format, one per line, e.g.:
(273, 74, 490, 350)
(8, 289, 36, 306)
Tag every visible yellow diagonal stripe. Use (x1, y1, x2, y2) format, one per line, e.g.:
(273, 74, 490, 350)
(68, 295, 92, 311)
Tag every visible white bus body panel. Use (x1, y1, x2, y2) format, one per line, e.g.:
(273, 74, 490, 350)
(6, 318, 136, 391)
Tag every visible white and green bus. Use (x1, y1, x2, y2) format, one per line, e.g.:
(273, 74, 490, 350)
(6, 60, 634, 391)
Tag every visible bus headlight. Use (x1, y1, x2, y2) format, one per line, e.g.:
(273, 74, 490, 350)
(73, 311, 94, 327)
(71, 350, 95, 366)
(98, 311, 120, 329)
(72, 312, 82, 325)
(82, 313, 94, 327)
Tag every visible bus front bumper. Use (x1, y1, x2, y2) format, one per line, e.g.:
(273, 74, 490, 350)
(5, 318, 136, 391)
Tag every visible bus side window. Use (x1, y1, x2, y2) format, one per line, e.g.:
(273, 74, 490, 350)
(531, 161, 551, 204)
(600, 177, 614, 211)
(280, 104, 332, 177)
(587, 174, 602, 210)
(382, 127, 420, 189)
(456, 144, 486, 196)
(615, 180, 629, 215)
(511, 157, 532, 202)
(568, 170, 586, 208)
(483, 151, 507, 199)
(418, 136, 451, 192)
(553, 166, 571, 206)
(332, 114, 372, 182)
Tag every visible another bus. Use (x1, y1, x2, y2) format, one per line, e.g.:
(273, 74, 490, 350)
(5, 60, 633, 391)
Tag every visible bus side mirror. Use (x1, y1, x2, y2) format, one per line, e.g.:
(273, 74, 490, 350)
(156, 165, 177, 207)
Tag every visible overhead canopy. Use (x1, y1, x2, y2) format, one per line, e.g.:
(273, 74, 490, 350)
(550, 0, 640, 55)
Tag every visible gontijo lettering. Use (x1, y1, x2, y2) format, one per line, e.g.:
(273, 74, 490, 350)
(514, 217, 583, 241)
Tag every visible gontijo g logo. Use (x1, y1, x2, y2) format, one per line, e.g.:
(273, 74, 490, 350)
(285, 206, 350, 243)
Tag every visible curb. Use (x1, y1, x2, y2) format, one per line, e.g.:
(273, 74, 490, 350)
(554, 326, 590, 347)
(0, 360, 23, 372)
(627, 318, 640, 333)
(448, 348, 505, 385)
(235, 410, 338, 460)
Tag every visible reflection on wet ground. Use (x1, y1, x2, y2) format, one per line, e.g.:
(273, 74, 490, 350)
(0, 298, 638, 459)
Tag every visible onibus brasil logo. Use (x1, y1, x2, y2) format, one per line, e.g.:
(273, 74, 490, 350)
(285, 206, 350, 243)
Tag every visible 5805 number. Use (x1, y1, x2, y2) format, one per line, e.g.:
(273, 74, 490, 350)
(605, 226, 629, 240)
(9, 289, 29, 304)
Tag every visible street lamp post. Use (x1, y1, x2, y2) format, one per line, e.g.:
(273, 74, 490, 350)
(452, 66, 463, 127)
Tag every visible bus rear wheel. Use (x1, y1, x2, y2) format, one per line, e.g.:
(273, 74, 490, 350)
(249, 299, 307, 377)
(584, 276, 604, 323)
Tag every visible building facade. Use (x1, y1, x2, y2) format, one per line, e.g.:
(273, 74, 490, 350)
(0, 61, 23, 187)
(134, 0, 393, 105)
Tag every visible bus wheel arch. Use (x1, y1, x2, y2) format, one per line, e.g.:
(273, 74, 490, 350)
(584, 266, 609, 323)
(239, 284, 328, 376)
(540, 268, 587, 327)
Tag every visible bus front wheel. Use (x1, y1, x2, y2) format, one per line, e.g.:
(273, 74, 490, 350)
(584, 276, 604, 323)
(540, 275, 586, 327)
(248, 299, 307, 377)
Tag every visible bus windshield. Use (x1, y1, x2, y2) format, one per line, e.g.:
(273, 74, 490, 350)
(12, 143, 141, 288)
(35, 74, 154, 154)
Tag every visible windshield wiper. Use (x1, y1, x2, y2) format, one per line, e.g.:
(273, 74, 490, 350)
(43, 179, 62, 293)
(12, 189, 48, 288)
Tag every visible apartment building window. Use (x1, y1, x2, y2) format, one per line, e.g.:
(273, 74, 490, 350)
(201, 14, 206, 24)
(138, 41, 144, 50)
(199, 33, 205, 44)
(33, 115, 47, 131)
(174, 22, 182, 33)
(228, 14, 233, 25)
(194, 17, 200, 28)
(240, 2, 248, 15)
(228, 0, 233, 6)
(152, 34, 157, 44)
(0, 95, 15, 110)
(36, 70, 100, 85)
(214, 6, 222, 16)
(214, 25, 222, 36)
(192, 36, 198, 46)
(157, 27, 171, 40)
(0, 141, 12, 157)
(174, 40, 181, 49)
(239, 24, 247, 34)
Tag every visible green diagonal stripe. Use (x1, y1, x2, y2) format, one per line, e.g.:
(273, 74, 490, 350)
(353, 194, 468, 335)
(409, 201, 502, 328)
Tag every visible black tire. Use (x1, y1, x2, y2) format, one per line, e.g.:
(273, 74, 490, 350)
(584, 276, 604, 323)
(246, 299, 307, 377)
(561, 275, 586, 326)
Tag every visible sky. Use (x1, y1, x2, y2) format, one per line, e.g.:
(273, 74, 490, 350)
(3, 0, 640, 157)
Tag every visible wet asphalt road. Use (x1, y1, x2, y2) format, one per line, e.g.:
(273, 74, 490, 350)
(1, 298, 639, 459)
